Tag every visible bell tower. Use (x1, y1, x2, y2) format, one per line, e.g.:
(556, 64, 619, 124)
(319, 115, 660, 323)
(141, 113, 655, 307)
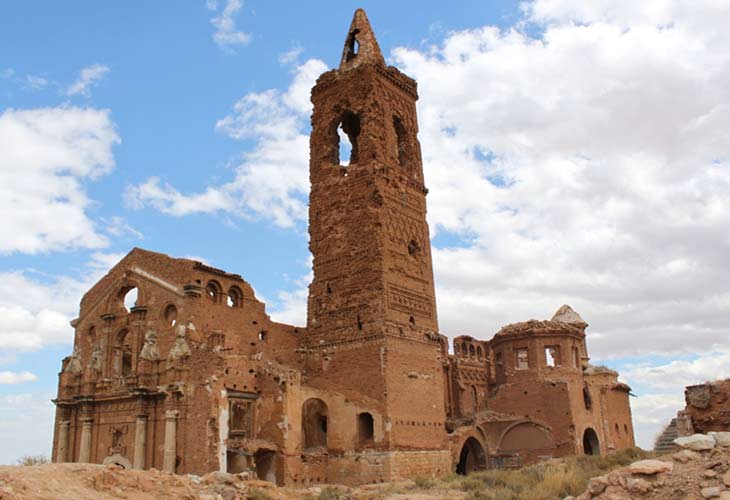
(304, 9, 447, 456)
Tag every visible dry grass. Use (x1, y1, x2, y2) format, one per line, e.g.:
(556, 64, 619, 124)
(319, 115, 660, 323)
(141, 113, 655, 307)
(385, 448, 650, 500)
(16, 455, 50, 466)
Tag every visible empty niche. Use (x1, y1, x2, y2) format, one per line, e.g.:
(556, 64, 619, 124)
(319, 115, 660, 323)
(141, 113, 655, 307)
(357, 412, 374, 446)
(163, 304, 177, 327)
(393, 115, 408, 166)
(302, 398, 328, 449)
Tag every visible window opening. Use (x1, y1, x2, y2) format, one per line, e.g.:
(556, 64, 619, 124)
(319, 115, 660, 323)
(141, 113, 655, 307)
(545, 346, 560, 366)
(337, 111, 360, 166)
(345, 29, 360, 62)
(227, 286, 243, 308)
(515, 348, 529, 370)
(122, 287, 138, 312)
(206, 281, 222, 303)
(229, 399, 253, 437)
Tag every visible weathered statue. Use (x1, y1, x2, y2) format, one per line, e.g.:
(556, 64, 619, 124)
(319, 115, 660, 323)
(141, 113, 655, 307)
(168, 323, 191, 361)
(140, 330, 161, 361)
(63, 348, 83, 374)
(87, 344, 103, 371)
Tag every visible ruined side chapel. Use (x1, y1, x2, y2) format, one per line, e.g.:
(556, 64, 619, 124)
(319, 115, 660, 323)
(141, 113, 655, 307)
(52, 9, 635, 485)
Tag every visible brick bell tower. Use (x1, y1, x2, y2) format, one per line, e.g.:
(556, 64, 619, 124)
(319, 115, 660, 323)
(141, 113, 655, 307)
(305, 9, 448, 455)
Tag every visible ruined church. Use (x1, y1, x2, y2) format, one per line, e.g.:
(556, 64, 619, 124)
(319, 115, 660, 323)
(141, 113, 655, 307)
(52, 9, 635, 485)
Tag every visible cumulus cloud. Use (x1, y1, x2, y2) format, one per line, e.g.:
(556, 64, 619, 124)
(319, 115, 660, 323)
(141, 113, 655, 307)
(126, 58, 326, 227)
(389, 0, 730, 359)
(621, 350, 730, 448)
(208, 0, 251, 51)
(0, 106, 120, 254)
(0, 252, 125, 353)
(0, 371, 38, 384)
(65, 64, 110, 97)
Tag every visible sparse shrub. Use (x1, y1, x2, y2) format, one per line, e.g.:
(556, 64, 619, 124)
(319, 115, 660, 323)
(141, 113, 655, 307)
(17, 455, 49, 466)
(413, 476, 436, 489)
(318, 485, 351, 500)
(247, 487, 272, 500)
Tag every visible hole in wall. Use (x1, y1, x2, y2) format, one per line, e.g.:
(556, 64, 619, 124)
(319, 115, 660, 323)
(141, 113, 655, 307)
(122, 287, 138, 312)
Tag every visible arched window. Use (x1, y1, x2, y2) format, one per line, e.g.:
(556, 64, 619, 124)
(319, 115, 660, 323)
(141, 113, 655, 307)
(461, 342, 467, 357)
(227, 286, 243, 308)
(334, 111, 360, 166)
(476, 346, 483, 360)
(302, 398, 329, 449)
(120, 286, 138, 312)
(469, 345, 476, 358)
(206, 280, 222, 303)
(393, 115, 408, 166)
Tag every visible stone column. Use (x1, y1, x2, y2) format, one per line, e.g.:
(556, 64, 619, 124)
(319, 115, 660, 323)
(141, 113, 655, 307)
(56, 420, 70, 463)
(78, 418, 93, 463)
(163, 410, 179, 473)
(133, 415, 147, 469)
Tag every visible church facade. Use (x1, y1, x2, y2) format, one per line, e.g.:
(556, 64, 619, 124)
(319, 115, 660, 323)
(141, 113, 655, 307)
(52, 10, 635, 485)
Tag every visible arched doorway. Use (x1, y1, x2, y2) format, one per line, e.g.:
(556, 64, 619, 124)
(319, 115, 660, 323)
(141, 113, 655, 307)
(456, 437, 487, 475)
(302, 398, 328, 449)
(583, 428, 600, 456)
(254, 449, 277, 483)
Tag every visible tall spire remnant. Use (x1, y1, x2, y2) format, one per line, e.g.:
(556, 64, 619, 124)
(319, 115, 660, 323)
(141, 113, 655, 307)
(339, 8, 385, 69)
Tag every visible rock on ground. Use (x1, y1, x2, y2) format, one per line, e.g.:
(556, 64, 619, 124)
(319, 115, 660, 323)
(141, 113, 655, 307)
(576, 433, 730, 500)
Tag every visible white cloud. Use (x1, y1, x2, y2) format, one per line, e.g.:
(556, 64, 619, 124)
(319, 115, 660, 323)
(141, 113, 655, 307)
(126, 58, 326, 228)
(388, 0, 730, 359)
(208, 0, 251, 51)
(0, 252, 124, 353)
(25, 75, 48, 90)
(0, 106, 120, 254)
(620, 350, 730, 449)
(0, 393, 55, 464)
(279, 45, 304, 65)
(66, 64, 110, 97)
(0, 371, 38, 384)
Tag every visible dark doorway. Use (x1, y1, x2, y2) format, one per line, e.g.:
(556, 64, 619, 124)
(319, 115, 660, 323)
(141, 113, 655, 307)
(456, 437, 487, 475)
(583, 428, 600, 456)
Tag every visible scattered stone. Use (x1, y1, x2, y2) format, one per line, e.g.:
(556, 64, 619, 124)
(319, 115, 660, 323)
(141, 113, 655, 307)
(675, 434, 717, 451)
(587, 476, 608, 494)
(701, 486, 724, 498)
(711, 432, 730, 447)
(674, 449, 702, 463)
(723, 470, 730, 487)
(626, 476, 653, 494)
(629, 459, 674, 475)
(704, 470, 718, 478)
(719, 492, 730, 500)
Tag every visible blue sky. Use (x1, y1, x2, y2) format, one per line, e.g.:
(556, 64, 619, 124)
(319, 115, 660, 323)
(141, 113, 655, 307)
(2, 0, 730, 463)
